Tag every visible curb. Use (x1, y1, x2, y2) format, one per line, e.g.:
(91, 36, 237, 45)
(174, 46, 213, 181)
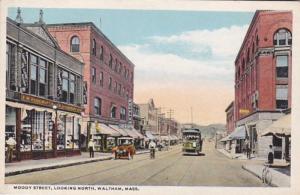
(5, 150, 150, 177)
(241, 165, 278, 187)
(5, 157, 113, 177)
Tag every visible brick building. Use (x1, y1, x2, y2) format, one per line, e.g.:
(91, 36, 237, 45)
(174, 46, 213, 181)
(5, 10, 84, 161)
(47, 22, 134, 151)
(225, 101, 235, 134)
(234, 10, 292, 158)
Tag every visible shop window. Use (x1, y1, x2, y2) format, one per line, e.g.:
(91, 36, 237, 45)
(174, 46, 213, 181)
(100, 46, 104, 61)
(276, 55, 288, 78)
(57, 114, 66, 150)
(44, 112, 53, 151)
(92, 67, 96, 84)
(99, 72, 104, 87)
(30, 55, 38, 95)
(94, 97, 101, 115)
(65, 116, 74, 149)
(5, 106, 16, 146)
(21, 110, 32, 152)
(120, 107, 126, 120)
(70, 36, 80, 52)
(273, 29, 292, 46)
(111, 106, 117, 118)
(276, 85, 288, 109)
(92, 39, 96, 56)
(32, 111, 45, 151)
(73, 118, 80, 149)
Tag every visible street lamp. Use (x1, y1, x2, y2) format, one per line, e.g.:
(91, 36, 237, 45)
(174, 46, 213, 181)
(52, 105, 58, 157)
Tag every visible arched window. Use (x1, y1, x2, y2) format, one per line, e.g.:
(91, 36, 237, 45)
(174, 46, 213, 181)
(111, 105, 116, 118)
(70, 36, 80, 52)
(92, 39, 96, 55)
(273, 29, 292, 46)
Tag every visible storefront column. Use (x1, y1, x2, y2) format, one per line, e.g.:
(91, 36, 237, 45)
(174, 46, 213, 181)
(16, 108, 21, 161)
(86, 122, 91, 152)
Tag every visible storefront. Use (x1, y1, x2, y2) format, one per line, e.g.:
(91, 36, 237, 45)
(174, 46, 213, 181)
(5, 94, 83, 162)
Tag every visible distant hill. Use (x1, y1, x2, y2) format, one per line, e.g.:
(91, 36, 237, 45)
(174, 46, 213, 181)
(181, 123, 226, 139)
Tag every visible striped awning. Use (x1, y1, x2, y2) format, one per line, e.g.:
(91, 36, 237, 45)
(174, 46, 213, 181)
(109, 125, 129, 137)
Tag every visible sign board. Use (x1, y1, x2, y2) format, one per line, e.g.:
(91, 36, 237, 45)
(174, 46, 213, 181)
(239, 109, 250, 114)
(128, 98, 133, 125)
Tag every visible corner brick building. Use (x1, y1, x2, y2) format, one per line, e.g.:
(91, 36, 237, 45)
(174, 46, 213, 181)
(225, 101, 235, 134)
(234, 10, 292, 158)
(47, 23, 134, 150)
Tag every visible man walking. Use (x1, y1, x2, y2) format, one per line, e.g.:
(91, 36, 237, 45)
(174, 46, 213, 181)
(6, 136, 16, 163)
(149, 140, 156, 159)
(88, 139, 95, 158)
(245, 140, 251, 159)
(267, 145, 274, 164)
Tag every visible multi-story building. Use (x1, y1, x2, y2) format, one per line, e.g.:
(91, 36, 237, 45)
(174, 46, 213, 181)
(139, 99, 158, 136)
(5, 10, 84, 161)
(234, 10, 292, 158)
(47, 21, 135, 151)
(225, 101, 235, 134)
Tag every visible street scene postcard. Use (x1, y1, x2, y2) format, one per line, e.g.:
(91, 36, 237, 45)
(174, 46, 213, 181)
(1, 0, 300, 195)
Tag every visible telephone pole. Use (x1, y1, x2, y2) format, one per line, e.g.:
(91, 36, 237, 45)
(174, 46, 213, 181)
(167, 109, 174, 150)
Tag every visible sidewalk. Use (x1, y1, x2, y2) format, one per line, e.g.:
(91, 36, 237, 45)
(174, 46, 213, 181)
(5, 150, 149, 177)
(217, 148, 265, 161)
(242, 163, 290, 187)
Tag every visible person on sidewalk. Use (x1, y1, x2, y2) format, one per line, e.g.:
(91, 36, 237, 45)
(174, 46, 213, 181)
(6, 136, 16, 163)
(149, 140, 156, 159)
(88, 139, 95, 158)
(267, 145, 274, 164)
(246, 141, 251, 159)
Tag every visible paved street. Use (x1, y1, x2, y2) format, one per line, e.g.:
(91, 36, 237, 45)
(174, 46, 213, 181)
(5, 141, 266, 187)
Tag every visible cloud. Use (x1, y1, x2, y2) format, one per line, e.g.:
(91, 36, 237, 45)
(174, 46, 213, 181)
(117, 25, 248, 124)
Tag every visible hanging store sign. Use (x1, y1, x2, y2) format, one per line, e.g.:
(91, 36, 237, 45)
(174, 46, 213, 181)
(83, 81, 88, 105)
(57, 69, 63, 98)
(128, 98, 133, 125)
(20, 94, 83, 114)
(239, 109, 250, 115)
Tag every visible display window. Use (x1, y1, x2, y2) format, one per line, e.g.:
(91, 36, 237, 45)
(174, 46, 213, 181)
(57, 114, 66, 150)
(66, 116, 73, 149)
(21, 110, 32, 152)
(5, 106, 16, 144)
(73, 118, 80, 149)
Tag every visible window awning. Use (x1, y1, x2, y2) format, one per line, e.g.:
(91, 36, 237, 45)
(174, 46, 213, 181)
(228, 125, 246, 140)
(132, 128, 145, 139)
(123, 128, 139, 139)
(261, 114, 291, 137)
(145, 131, 156, 140)
(109, 125, 129, 137)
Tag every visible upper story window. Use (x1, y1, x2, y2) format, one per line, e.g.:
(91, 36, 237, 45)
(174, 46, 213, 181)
(100, 46, 104, 61)
(120, 107, 126, 120)
(39, 59, 47, 97)
(92, 67, 96, 84)
(70, 36, 80, 52)
(99, 72, 104, 87)
(109, 54, 113, 68)
(114, 59, 118, 72)
(58, 68, 77, 104)
(276, 55, 288, 78)
(111, 105, 117, 118)
(276, 85, 288, 109)
(92, 39, 96, 56)
(274, 29, 292, 46)
(108, 77, 112, 90)
(29, 55, 48, 97)
(94, 97, 102, 115)
(119, 63, 122, 74)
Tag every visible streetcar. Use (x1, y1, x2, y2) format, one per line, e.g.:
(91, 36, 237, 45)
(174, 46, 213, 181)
(182, 128, 203, 155)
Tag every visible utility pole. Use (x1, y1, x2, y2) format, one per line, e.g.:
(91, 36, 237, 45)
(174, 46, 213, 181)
(191, 107, 193, 128)
(156, 107, 165, 142)
(167, 109, 174, 150)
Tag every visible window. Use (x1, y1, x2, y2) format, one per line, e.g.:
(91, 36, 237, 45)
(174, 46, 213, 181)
(39, 59, 47, 97)
(114, 59, 118, 72)
(6, 44, 11, 89)
(119, 63, 122, 74)
(111, 106, 117, 118)
(100, 46, 104, 60)
(118, 84, 121, 95)
(276, 85, 288, 109)
(94, 97, 101, 115)
(120, 107, 126, 120)
(99, 72, 104, 87)
(92, 39, 96, 55)
(276, 55, 288, 78)
(109, 77, 112, 90)
(92, 67, 96, 84)
(114, 81, 117, 93)
(70, 36, 80, 52)
(130, 72, 133, 82)
(274, 29, 292, 46)
(109, 54, 113, 68)
(69, 74, 75, 104)
(62, 70, 69, 102)
(30, 55, 38, 95)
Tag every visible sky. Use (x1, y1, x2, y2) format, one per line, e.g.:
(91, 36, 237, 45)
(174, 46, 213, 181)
(8, 8, 255, 125)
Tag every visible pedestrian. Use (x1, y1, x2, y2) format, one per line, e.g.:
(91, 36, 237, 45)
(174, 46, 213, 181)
(149, 139, 156, 159)
(246, 141, 251, 159)
(88, 139, 95, 158)
(267, 145, 274, 164)
(6, 136, 16, 163)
